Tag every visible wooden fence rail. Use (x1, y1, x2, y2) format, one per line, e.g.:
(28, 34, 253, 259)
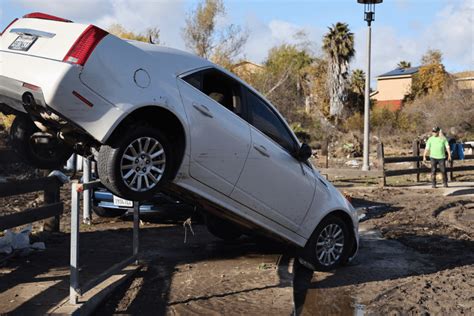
(378, 141, 474, 186)
(0, 149, 63, 231)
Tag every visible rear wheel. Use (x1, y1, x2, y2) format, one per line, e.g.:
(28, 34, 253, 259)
(9, 114, 72, 169)
(300, 216, 353, 271)
(97, 125, 173, 201)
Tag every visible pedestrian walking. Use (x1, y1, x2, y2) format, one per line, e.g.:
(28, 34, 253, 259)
(423, 127, 452, 188)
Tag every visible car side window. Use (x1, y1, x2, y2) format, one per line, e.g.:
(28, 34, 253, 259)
(245, 89, 297, 153)
(183, 69, 244, 118)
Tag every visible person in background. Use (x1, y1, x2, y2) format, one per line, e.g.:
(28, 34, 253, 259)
(423, 127, 452, 188)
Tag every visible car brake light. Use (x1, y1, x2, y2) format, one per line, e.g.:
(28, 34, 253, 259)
(0, 18, 18, 36)
(23, 12, 72, 23)
(63, 25, 108, 66)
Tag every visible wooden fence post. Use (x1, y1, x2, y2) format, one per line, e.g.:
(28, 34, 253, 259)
(377, 142, 386, 187)
(413, 140, 420, 182)
(449, 159, 454, 181)
(322, 139, 329, 169)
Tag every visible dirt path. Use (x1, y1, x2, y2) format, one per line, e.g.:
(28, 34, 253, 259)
(1, 159, 472, 315)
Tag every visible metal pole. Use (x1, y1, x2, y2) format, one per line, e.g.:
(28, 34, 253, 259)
(83, 158, 91, 225)
(133, 202, 140, 264)
(362, 24, 372, 171)
(70, 181, 80, 304)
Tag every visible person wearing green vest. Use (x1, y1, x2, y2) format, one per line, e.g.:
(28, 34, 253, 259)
(423, 127, 452, 188)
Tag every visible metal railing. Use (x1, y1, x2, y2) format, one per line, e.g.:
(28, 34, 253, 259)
(69, 179, 140, 304)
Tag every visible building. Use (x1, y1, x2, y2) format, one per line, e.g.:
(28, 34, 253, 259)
(372, 67, 474, 111)
(230, 61, 263, 78)
(453, 71, 474, 92)
(371, 67, 420, 111)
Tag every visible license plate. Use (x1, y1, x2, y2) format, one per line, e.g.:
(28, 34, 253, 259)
(9, 35, 38, 51)
(113, 195, 134, 208)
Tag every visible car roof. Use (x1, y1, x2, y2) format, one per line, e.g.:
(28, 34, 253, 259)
(126, 40, 213, 76)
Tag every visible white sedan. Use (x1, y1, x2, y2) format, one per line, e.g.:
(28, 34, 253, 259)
(0, 13, 359, 271)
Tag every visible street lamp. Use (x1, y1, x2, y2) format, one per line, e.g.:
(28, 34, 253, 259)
(358, 0, 382, 171)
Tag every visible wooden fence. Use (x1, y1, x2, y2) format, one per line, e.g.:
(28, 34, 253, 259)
(0, 149, 63, 231)
(378, 141, 474, 186)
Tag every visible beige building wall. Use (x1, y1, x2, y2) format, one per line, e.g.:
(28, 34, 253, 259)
(374, 76, 412, 101)
(456, 78, 474, 91)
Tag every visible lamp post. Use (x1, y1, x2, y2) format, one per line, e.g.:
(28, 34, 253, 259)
(358, 0, 382, 171)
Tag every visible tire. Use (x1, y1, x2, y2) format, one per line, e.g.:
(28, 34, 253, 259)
(97, 125, 173, 201)
(205, 214, 242, 241)
(300, 216, 353, 272)
(9, 114, 72, 169)
(92, 205, 127, 218)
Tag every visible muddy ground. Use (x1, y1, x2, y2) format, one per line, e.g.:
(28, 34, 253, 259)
(0, 129, 473, 315)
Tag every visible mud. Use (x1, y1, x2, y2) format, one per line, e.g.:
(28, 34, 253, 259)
(0, 125, 473, 315)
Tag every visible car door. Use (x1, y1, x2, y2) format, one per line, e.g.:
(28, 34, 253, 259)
(231, 88, 316, 232)
(177, 68, 251, 196)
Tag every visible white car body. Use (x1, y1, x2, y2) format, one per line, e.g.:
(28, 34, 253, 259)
(0, 14, 358, 260)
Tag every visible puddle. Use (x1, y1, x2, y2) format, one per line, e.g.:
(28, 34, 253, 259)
(293, 260, 365, 316)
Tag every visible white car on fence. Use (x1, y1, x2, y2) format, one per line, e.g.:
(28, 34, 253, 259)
(0, 12, 359, 271)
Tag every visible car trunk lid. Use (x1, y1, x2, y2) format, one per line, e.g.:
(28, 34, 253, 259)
(0, 13, 92, 62)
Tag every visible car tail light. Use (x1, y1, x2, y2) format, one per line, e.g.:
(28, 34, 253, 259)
(23, 12, 72, 23)
(63, 25, 108, 66)
(0, 18, 18, 36)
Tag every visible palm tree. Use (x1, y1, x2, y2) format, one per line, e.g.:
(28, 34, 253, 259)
(350, 69, 365, 95)
(397, 61, 411, 69)
(322, 22, 355, 121)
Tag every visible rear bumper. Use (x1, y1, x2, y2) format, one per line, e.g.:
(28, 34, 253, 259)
(0, 75, 45, 113)
(0, 51, 123, 143)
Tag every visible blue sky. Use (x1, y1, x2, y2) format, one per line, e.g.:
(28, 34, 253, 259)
(1, 0, 472, 80)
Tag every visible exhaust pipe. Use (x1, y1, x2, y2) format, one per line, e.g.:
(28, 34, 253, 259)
(22, 93, 35, 107)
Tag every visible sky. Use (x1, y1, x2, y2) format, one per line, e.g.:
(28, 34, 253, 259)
(1, 0, 473, 83)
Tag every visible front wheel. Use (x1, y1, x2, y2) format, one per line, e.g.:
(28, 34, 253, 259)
(300, 216, 353, 271)
(97, 125, 173, 201)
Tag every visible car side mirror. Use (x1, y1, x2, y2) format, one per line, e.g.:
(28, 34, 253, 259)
(297, 143, 312, 162)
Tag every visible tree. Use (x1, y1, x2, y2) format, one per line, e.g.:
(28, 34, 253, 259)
(108, 23, 161, 44)
(182, 0, 248, 68)
(248, 44, 313, 121)
(348, 69, 365, 113)
(397, 61, 411, 69)
(350, 69, 365, 95)
(322, 22, 355, 122)
(405, 49, 451, 101)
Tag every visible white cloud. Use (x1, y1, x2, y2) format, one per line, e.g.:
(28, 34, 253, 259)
(425, 0, 473, 70)
(243, 15, 325, 63)
(16, 0, 187, 49)
(14, 0, 473, 75)
(352, 0, 473, 87)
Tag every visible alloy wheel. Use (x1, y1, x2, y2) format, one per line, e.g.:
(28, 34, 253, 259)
(120, 137, 166, 192)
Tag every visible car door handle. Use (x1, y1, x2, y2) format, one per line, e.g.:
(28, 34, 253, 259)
(254, 145, 270, 158)
(193, 103, 213, 118)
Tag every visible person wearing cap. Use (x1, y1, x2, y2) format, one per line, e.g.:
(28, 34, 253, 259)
(423, 127, 452, 188)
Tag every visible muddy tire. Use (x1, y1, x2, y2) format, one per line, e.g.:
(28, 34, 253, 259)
(301, 216, 353, 272)
(205, 214, 242, 241)
(9, 114, 72, 169)
(97, 125, 173, 201)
